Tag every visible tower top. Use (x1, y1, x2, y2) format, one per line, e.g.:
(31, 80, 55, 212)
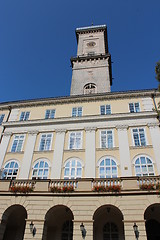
(70, 24, 112, 96)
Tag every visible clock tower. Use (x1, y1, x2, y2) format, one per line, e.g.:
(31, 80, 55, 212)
(70, 25, 112, 95)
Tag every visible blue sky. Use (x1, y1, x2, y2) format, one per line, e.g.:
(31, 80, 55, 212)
(0, 0, 160, 102)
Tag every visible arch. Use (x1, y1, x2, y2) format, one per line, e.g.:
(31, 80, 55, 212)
(84, 83, 97, 94)
(132, 155, 155, 176)
(144, 204, 160, 240)
(93, 205, 124, 240)
(63, 157, 83, 179)
(32, 158, 50, 179)
(0, 204, 27, 240)
(97, 156, 118, 178)
(2, 159, 20, 179)
(42, 205, 74, 240)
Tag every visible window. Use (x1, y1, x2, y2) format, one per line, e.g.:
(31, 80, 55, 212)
(19, 111, 30, 121)
(103, 222, 119, 240)
(0, 114, 5, 125)
(69, 132, 82, 149)
(134, 156, 154, 176)
(100, 105, 111, 115)
(39, 134, 52, 151)
(2, 161, 19, 179)
(45, 109, 55, 119)
(64, 159, 82, 179)
(100, 130, 113, 148)
(99, 157, 117, 178)
(32, 160, 49, 179)
(61, 220, 73, 240)
(132, 128, 146, 146)
(72, 107, 82, 117)
(11, 135, 24, 152)
(129, 103, 140, 113)
(84, 83, 97, 94)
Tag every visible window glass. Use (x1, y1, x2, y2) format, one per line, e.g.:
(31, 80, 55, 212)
(133, 128, 146, 146)
(64, 159, 82, 179)
(101, 130, 113, 148)
(32, 160, 49, 179)
(39, 134, 52, 151)
(129, 102, 140, 113)
(134, 156, 154, 176)
(45, 109, 55, 119)
(0, 114, 5, 125)
(19, 111, 30, 121)
(2, 161, 19, 179)
(69, 132, 82, 149)
(100, 105, 111, 115)
(72, 107, 82, 117)
(11, 135, 24, 152)
(99, 158, 117, 178)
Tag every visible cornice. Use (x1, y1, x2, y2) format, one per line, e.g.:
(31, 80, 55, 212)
(0, 89, 159, 110)
(2, 111, 158, 129)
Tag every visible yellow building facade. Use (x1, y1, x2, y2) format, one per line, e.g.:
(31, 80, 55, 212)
(0, 25, 160, 240)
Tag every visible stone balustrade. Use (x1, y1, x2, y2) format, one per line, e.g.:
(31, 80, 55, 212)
(0, 176, 159, 193)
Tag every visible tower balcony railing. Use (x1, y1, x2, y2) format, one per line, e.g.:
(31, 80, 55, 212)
(0, 176, 160, 194)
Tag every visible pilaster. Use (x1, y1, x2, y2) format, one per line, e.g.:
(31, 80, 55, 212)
(116, 125, 132, 176)
(85, 127, 96, 178)
(0, 132, 12, 169)
(148, 123, 160, 174)
(19, 131, 38, 179)
(50, 129, 66, 179)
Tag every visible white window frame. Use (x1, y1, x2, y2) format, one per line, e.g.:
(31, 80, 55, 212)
(72, 107, 82, 117)
(129, 102, 140, 113)
(98, 156, 118, 178)
(45, 109, 55, 119)
(19, 111, 30, 121)
(11, 135, 25, 152)
(133, 155, 155, 176)
(100, 105, 111, 115)
(39, 133, 53, 151)
(100, 129, 114, 149)
(64, 158, 83, 179)
(131, 128, 147, 147)
(2, 160, 19, 179)
(32, 159, 50, 179)
(68, 131, 82, 150)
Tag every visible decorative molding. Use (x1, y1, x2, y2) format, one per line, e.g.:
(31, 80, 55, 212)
(116, 125, 129, 130)
(147, 123, 159, 128)
(55, 129, 66, 134)
(28, 131, 39, 136)
(85, 127, 97, 132)
(3, 132, 12, 137)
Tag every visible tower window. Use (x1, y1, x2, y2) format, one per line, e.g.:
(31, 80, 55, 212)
(84, 83, 97, 94)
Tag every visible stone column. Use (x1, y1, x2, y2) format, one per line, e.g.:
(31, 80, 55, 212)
(0, 132, 12, 169)
(148, 123, 160, 174)
(19, 131, 38, 179)
(50, 129, 66, 179)
(73, 220, 93, 240)
(116, 125, 132, 176)
(123, 220, 146, 240)
(23, 219, 45, 240)
(85, 128, 96, 178)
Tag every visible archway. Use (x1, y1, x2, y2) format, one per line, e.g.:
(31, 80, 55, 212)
(93, 205, 124, 240)
(0, 205, 27, 240)
(43, 205, 74, 240)
(144, 204, 160, 240)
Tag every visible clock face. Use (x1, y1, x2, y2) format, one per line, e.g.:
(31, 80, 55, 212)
(87, 41, 96, 47)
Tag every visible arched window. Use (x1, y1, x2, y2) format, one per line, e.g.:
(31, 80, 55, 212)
(64, 159, 82, 179)
(2, 161, 19, 179)
(103, 222, 119, 240)
(99, 158, 117, 178)
(134, 156, 154, 176)
(61, 220, 73, 240)
(84, 83, 97, 94)
(32, 160, 49, 179)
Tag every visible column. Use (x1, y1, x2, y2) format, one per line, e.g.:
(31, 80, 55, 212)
(19, 131, 38, 179)
(116, 125, 132, 176)
(73, 220, 93, 240)
(148, 123, 160, 174)
(23, 219, 45, 240)
(124, 220, 146, 240)
(50, 129, 66, 179)
(0, 132, 12, 169)
(85, 127, 96, 178)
